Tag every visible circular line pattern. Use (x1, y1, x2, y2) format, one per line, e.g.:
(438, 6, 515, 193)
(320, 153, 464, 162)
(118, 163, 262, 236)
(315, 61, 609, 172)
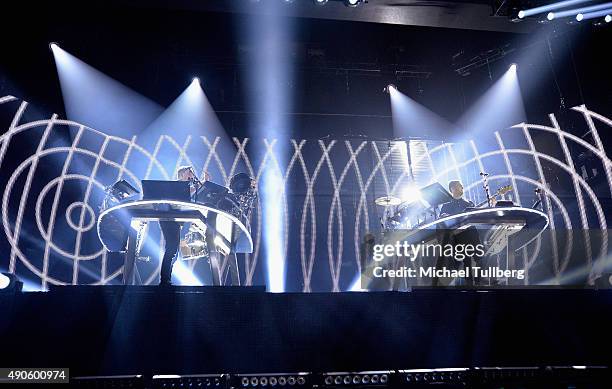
(1, 96, 610, 288)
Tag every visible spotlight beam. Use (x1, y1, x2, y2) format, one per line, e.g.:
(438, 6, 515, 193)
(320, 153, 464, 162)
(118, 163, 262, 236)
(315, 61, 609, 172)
(388, 86, 455, 140)
(50, 44, 163, 136)
(577, 8, 612, 19)
(550, 1, 612, 18)
(519, 0, 593, 18)
(455, 64, 526, 142)
(243, 4, 294, 292)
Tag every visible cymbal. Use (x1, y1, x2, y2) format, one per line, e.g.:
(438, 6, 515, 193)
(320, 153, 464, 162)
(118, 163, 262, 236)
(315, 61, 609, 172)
(375, 196, 401, 206)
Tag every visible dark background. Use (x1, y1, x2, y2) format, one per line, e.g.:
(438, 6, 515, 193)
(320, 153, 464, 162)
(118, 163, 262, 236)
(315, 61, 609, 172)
(1, 1, 610, 140)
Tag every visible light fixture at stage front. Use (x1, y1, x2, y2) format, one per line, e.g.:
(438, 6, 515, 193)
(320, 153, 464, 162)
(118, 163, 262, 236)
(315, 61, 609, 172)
(345, 0, 362, 7)
(509, 63, 517, 72)
(314, 0, 328, 5)
(606, 14, 611, 21)
(234, 373, 309, 388)
(192, 77, 200, 85)
(322, 372, 391, 386)
(49, 42, 59, 51)
(547, 12, 556, 20)
(576, 13, 584, 20)
(0, 272, 23, 292)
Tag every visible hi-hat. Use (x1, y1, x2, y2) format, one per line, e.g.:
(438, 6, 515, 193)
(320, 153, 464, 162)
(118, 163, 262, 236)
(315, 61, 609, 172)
(375, 196, 401, 206)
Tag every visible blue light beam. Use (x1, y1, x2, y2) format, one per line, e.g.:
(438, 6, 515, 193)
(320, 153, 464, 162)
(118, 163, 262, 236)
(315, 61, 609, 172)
(50, 44, 163, 136)
(455, 64, 526, 142)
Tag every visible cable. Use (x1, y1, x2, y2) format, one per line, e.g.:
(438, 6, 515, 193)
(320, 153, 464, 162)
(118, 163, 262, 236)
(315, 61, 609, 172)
(545, 35, 566, 109)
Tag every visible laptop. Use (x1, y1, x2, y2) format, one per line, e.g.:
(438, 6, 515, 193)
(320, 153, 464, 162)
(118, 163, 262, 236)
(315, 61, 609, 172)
(141, 180, 191, 202)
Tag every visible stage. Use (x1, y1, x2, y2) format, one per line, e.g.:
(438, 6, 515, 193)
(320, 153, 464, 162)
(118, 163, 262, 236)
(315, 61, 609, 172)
(1, 287, 610, 377)
(2, 1, 612, 387)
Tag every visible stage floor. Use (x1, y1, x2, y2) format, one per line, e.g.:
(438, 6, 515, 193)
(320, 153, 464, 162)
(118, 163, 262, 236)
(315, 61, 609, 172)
(1, 287, 610, 376)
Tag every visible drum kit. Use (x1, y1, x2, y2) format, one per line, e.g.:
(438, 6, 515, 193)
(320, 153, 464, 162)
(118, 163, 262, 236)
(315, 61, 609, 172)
(375, 179, 515, 231)
(375, 194, 427, 230)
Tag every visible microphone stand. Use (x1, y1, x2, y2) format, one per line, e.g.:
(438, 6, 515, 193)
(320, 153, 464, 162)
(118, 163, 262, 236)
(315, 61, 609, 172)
(532, 188, 544, 211)
(191, 177, 203, 203)
(480, 172, 491, 207)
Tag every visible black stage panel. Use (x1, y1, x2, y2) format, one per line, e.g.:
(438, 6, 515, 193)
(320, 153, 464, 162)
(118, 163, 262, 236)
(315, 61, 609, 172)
(1, 287, 610, 375)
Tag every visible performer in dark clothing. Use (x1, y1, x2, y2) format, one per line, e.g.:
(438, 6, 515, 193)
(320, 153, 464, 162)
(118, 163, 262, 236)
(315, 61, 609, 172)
(437, 180, 492, 286)
(158, 165, 203, 286)
(159, 220, 181, 286)
(440, 180, 475, 216)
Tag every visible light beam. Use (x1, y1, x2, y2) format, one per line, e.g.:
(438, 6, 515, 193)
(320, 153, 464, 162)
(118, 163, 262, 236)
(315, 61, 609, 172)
(518, 0, 593, 18)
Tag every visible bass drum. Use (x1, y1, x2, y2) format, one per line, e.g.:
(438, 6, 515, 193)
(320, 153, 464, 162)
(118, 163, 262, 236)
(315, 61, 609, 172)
(98, 211, 129, 252)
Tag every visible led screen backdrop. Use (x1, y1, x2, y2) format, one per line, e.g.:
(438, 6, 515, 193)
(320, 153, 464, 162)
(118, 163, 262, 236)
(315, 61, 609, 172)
(1, 95, 611, 291)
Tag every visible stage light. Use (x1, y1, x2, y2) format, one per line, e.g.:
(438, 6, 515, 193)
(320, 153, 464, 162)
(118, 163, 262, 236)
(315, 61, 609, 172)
(322, 372, 391, 387)
(518, 0, 591, 18)
(345, 0, 360, 7)
(234, 374, 309, 388)
(547, 12, 556, 20)
(576, 13, 584, 20)
(152, 374, 225, 388)
(454, 62, 525, 143)
(578, 8, 612, 20)
(51, 44, 163, 137)
(0, 272, 23, 292)
(0, 273, 9, 289)
(139, 73, 237, 177)
(552, 2, 612, 19)
(389, 84, 454, 139)
(314, 0, 328, 4)
(383, 84, 397, 94)
(242, 4, 293, 293)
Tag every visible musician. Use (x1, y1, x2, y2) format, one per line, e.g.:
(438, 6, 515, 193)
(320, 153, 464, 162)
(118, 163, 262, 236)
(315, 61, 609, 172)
(160, 166, 241, 287)
(440, 180, 474, 216)
(440, 180, 496, 217)
(437, 180, 491, 286)
(177, 165, 210, 198)
(159, 165, 209, 286)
